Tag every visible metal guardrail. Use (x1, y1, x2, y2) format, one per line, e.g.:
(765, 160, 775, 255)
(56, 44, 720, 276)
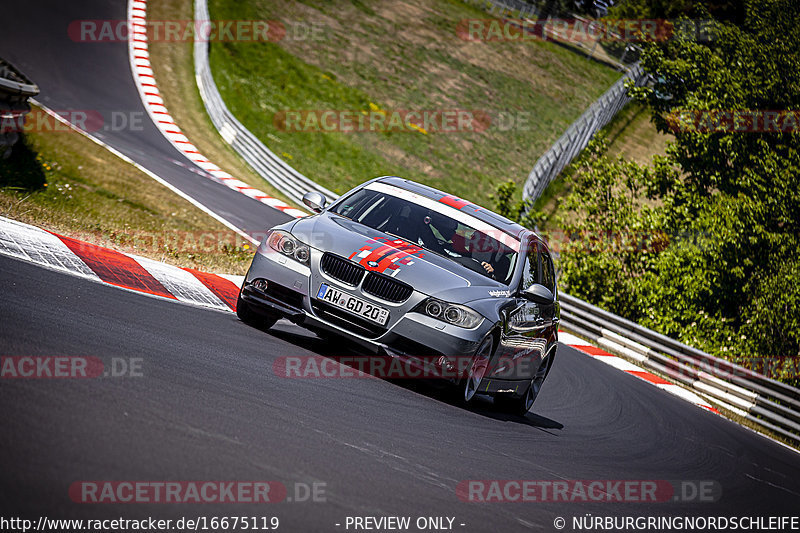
(0, 58, 39, 98)
(559, 292, 800, 444)
(194, 0, 636, 211)
(192, 0, 337, 207)
(522, 63, 648, 204)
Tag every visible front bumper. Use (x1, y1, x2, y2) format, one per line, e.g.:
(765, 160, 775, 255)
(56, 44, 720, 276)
(241, 248, 494, 373)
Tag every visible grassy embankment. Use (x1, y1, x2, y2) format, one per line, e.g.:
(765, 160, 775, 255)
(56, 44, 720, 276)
(532, 101, 672, 229)
(206, 0, 621, 205)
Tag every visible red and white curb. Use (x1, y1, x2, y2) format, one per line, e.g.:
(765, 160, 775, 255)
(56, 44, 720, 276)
(126, 0, 307, 219)
(558, 330, 720, 414)
(0, 216, 242, 313)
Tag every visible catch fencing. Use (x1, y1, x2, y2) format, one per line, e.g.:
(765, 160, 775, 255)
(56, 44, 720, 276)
(522, 63, 648, 204)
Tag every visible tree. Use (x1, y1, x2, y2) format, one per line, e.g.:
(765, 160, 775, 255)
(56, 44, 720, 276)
(628, 0, 800, 373)
(498, 0, 800, 383)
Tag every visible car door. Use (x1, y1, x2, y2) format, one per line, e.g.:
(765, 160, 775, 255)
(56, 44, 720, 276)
(492, 237, 554, 382)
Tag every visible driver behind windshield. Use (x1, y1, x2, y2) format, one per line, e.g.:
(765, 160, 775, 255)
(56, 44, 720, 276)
(467, 231, 510, 282)
(336, 189, 512, 282)
(420, 211, 508, 280)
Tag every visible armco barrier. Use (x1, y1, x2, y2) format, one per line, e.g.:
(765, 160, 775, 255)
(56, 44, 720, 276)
(193, 0, 637, 211)
(559, 292, 800, 444)
(192, 0, 337, 208)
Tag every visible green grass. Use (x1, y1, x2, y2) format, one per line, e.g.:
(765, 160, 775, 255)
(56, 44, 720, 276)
(207, 0, 621, 205)
(0, 114, 254, 274)
(604, 101, 671, 164)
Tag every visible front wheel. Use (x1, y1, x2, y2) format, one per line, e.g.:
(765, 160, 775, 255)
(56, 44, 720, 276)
(236, 293, 278, 331)
(495, 351, 555, 416)
(460, 336, 494, 405)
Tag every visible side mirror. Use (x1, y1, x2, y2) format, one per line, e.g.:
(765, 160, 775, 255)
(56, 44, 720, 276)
(302, 191, 327, 213)
(522, 284, 554, 305)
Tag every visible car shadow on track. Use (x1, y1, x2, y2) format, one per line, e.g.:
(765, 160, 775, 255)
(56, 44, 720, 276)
(262, 321, 564, 432)
(392, 378, 564, 433)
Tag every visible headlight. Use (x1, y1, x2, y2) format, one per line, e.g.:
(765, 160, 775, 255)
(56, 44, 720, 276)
(266, 230, 311, 266)
(420, 298, 483, 329)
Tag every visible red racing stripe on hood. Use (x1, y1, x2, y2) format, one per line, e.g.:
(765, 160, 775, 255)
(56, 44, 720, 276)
(348, 238, 425, 274)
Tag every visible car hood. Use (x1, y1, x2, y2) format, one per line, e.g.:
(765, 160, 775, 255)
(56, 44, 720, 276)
(290, 214, 505, 299)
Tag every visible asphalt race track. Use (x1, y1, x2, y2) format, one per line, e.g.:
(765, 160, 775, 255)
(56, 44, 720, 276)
(2, 0, 800, 531)
(0, 0, 291, 237)
(2, 255, 800, 530)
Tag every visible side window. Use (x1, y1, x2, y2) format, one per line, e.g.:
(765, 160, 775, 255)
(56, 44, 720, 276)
(519, 240, 555, 293)
(520, 248, 539, 291)
(540, 252, 556, 292)
(334, 189, 375, 219)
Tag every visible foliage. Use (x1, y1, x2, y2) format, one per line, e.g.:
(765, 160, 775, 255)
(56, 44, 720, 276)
(207, 0, 619, 204)
(497, 0, 800, 385)
(491, 180, 543, 230)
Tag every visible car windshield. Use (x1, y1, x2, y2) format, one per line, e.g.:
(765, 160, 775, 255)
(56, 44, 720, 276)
(332, 186, 518, 284)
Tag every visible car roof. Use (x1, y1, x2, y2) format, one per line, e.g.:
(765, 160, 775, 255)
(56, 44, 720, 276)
(374, 176, 533, 241)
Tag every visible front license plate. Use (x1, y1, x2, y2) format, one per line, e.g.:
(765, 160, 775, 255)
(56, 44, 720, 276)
(317, 284, 390, 326)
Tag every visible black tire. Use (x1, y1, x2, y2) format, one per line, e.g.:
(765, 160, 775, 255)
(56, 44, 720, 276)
(495, 350, 555, 416)
(494, 388, 532, 416)
(236, 293, 278, 331)
(459, 336, 494, 406)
